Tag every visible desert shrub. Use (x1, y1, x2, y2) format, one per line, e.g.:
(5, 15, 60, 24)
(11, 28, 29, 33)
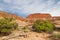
(0, 17, 18, 35)
(23, 27, 29, 33)
(32, 20, 55, 32)
(43, 20, 55, 33)
(52, 34, 60, 40)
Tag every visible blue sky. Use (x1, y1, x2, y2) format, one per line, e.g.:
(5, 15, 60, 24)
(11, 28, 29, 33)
(0, 0, 60, 17)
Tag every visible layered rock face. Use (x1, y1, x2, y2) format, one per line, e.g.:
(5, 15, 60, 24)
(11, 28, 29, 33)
(26, 13, 52, 22)
(0, 11, 25, 21)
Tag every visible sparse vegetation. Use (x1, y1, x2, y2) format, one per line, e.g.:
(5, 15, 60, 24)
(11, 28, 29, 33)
(0, 17, 18, 35)
(23, 27, 29, 33)
(52, 34, 60, 40)
(0, 12, 59, 40)
(32, 20, 55, 32)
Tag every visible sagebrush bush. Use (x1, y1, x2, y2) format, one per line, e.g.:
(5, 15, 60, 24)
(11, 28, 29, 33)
(44, 20, 55, 32)
(52, 34, 60, 40)
(0, 17, 18, 35)
(32, 20, 55, 32)
(23, 27, 29, 33)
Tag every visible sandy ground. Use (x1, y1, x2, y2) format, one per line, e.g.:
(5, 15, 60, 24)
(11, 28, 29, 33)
(0, 30, 51, 40)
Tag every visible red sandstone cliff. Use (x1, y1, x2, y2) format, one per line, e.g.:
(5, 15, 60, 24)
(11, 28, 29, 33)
(26, 13, 52, 22)
(27, 13, 51, 19)
(0, 11, 25, 21)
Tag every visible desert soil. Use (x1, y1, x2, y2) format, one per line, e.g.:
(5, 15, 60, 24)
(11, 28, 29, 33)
(0, 30, 51, 40)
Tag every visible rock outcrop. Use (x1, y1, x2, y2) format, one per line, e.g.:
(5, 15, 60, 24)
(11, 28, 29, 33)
(0, 11, 25, 21)
(26, 13, 52, 22)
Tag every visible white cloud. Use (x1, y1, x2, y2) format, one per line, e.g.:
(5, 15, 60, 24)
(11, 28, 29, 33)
(20, 0, 54, 14)
(20, 0, 60, 16)
(3, 0, 12, 3)
(1, 0, 60, 16)
(57, 1, 60, 5)
(0, 8, 3, 11)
